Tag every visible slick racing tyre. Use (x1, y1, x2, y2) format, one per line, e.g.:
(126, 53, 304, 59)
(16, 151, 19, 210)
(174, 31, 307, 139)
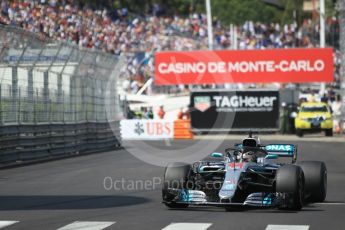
(162, 162, 191, 208)
(297, 161, 327, 202)
(276, 165, 304, 210)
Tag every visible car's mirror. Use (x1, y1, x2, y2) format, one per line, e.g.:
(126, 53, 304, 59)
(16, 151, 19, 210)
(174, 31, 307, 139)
(211, 152, 223, 158)
(265, 154, 278, 159)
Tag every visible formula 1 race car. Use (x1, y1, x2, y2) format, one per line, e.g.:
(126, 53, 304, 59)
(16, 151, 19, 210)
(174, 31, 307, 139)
(162, 133, 327, 211)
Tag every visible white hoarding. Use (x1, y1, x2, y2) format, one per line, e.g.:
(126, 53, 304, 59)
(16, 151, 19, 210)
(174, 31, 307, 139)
(120, 120, 174, 140)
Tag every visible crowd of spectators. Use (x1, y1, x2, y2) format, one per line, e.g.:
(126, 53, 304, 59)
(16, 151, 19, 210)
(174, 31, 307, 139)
(0, 0, 205, 54)
(0, 0, 341, 94)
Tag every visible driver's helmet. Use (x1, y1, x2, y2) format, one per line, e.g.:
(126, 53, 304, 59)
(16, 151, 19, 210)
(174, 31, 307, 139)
(241, 151, 256, 162)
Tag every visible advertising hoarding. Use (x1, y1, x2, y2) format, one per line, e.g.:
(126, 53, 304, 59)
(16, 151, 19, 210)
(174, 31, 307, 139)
(190, 90, 280, 131)
(155, 48, 333, 85)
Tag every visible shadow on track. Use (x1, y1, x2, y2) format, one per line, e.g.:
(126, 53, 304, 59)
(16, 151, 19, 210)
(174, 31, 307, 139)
(163, 206, 324, 213)
(0, 195, 150, 210)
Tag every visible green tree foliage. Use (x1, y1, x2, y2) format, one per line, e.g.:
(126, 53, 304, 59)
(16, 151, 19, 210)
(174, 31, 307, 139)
(194, 0, 282, 24)
(77, 0, 336, 25)
(280, 0, 303, 24)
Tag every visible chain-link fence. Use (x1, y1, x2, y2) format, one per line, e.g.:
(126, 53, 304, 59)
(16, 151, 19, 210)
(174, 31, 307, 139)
(0, 25, 122, 124)
(0, 25, 122, 165)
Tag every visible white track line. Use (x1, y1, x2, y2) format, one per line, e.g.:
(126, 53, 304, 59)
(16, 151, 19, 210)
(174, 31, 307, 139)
(0, 221, 19, 229)
(265, 225, 309, 230)
(162, 223, 212, 230)
(315, 202, 345, 205)
(57, 221, 115, 230)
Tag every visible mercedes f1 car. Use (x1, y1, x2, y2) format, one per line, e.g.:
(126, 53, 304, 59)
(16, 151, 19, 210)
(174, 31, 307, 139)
(162, 134, 327, 211)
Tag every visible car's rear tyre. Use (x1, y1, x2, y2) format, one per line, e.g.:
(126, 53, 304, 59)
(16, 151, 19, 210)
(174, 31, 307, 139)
(297, 161, 327, 202)
(296, 129, 303, 137)
(325, 129, 333, 137)
(276, 165, 304, 210)
(162, 162, 191, 208)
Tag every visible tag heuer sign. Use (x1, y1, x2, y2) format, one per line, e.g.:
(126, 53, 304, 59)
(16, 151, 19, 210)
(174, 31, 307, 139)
(194, 96, 211, 112)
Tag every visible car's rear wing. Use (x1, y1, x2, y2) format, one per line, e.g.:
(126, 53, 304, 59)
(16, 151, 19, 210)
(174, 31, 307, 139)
(264, 144, 297, 163)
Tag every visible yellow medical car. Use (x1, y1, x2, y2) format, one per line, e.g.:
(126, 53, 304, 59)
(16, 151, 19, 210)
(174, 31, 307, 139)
(295, 102, 333, 137)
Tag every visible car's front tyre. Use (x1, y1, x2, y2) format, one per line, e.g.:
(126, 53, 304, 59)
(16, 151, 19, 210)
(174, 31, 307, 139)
(276, 165, 304, 210)
(297, 161, 327, 202)
(162, 162, 191, 208)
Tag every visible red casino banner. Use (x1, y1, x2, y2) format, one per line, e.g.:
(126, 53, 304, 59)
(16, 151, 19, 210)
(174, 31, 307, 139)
(154, 48, 333, 85)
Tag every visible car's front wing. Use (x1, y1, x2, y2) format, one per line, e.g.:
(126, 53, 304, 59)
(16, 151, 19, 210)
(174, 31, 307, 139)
(164, 188, 280, 208)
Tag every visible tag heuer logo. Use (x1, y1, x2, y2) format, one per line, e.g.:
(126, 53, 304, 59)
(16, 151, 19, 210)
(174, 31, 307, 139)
(194, 96, 211, 112)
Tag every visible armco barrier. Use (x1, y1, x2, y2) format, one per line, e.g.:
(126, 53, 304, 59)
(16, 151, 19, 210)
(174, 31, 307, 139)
(173, 119, 194, 139)
(0, 122, 121, 167)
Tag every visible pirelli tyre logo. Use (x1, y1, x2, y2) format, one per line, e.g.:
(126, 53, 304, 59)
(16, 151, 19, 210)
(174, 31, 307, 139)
(212, 95, 277, 112)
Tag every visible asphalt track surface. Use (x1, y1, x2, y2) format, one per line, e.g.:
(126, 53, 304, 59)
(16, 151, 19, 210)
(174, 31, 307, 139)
(0, 136, 345, 230)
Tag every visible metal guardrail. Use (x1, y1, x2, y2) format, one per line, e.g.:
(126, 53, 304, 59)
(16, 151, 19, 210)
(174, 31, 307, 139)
(0, 122, 121, 166)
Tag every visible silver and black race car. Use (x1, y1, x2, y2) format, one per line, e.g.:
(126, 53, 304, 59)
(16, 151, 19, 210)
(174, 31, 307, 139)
(162, 133, 327, 211)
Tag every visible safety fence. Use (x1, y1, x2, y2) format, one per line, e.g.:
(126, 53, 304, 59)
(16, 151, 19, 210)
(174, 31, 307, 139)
(0, 122, 120, 165)
(0, 25, 122, 166)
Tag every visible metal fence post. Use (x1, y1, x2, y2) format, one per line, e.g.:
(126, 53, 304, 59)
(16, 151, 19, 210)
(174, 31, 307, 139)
(28, 69, 33, 123)
(43, 71, 49, 122)
(62, 90, 65, 123)
(69, 76, 73, 122)
(18, 87, 21, 124)
(81, 74, 86, 122)
(57, 74, 62, 122)
(11, 66, 18, 123)
(35, 89, 38, 124)
(101, 79, 106, 122)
